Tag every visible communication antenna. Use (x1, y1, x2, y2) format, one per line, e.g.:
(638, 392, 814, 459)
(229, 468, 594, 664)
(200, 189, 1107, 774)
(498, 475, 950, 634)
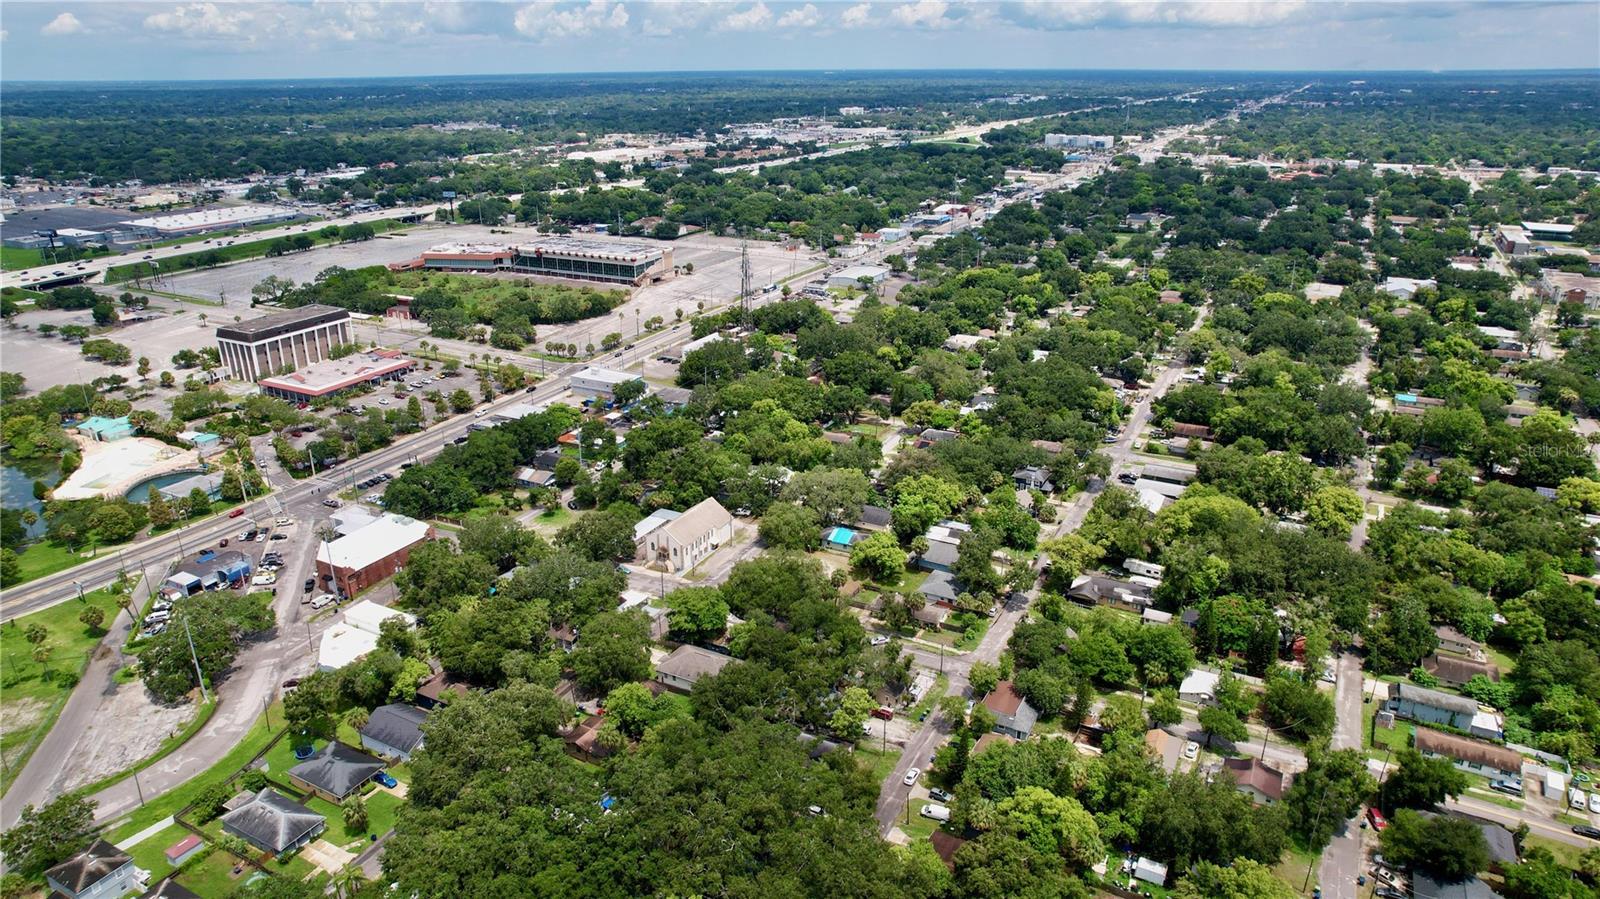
(739, 240, 753, 315)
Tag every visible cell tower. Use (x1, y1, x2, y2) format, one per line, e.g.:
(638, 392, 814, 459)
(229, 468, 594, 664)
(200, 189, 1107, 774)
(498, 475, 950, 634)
(739, 240, 753, 315)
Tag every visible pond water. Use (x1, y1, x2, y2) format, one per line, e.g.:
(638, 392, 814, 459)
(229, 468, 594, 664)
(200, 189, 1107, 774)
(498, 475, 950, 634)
(1, 460, 61, 540)
(123, 470, 206, 503)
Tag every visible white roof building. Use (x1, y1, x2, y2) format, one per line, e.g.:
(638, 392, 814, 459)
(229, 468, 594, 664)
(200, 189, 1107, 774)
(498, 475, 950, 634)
(316, 514, 431, 572)
(317, 601, 415, 671)
(569, 366, 640, 397)
(634, 508, 682, 542)
(1179, 668, 1221, 704)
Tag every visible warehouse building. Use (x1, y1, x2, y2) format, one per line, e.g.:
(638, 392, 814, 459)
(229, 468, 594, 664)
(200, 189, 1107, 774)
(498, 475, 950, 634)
(315, 512, 433, 596)
(569, 366, 642, 398)
(392, 236, 673, 286)
(216, 304, 352, 382)
(122, 204, 301, 239)
(257, 350, 415, 403)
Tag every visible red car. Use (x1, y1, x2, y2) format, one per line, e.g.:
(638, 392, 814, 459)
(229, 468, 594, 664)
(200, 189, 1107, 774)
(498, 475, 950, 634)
(870, 707, 895, 721)
(228, 508, 245, 518)
(1366, 808, 1388, 831)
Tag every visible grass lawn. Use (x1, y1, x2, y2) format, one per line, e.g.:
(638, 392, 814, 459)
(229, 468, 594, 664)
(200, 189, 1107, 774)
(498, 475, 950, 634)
(175, 847, 257, 897)
(104, 702, 285, 844)
(906, 674, 949, 722)
(307, 789, 403, 849)
(0, 587, 125, 792)
(528, 505, 575, 530)
(856, 747, 902, 784)
(105, 220, 410, 283)
(10, 540, 100, 585)
(1273, 846, 1321, 896)
(1372, 720, 1411, 754)
(120, 823, 192, 883)
(1524, 834, 1587, 868)
(382, 269, 628, 322)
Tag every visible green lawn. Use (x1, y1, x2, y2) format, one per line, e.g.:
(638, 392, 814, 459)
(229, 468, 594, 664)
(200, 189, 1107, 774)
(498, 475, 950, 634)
(906, 674, 949, 722)
(0, 587, 126, 792)
(105, 220, 409, 282)
(121, 823, 194, 883)
(381, 269, 627, 322)
(1273, 845, 1321, 896)
(104, 702, 286, 844)
(10, 540, 99, 586)
(856, 746, 902, 783)
(174, 846, 257, 897)
(307, 789, 402, 849)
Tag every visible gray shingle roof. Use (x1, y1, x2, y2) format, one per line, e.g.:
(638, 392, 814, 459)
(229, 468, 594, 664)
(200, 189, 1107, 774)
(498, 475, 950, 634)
(288, 741, 386, 799)
(1395, 682, 1479, 715)
(220, 789, 324, 853)
(46, 840, 130, 894)
(360, 704, 428, 755)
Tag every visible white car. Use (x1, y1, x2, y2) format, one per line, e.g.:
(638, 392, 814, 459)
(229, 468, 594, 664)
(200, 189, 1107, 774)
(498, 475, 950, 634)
(251, 574, 277, 586)
(275, 516, 291, 526)
(310, 593, 337, 610)
(1182, 741, 1199, 761)
(378, 398, 390, 405)
(870, 635, 891, 647)
(903, 768, 921, 786)
(920, 804, 951, 822)
(1590, 794, 1600, 815)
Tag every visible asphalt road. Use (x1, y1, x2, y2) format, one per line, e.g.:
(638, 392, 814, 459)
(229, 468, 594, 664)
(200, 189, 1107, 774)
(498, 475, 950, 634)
(1318, 652, 1367, 899)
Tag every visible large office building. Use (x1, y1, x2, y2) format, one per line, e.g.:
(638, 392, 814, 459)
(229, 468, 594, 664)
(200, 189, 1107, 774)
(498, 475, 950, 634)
(216, 304, 352, 381)
(257, 350, 415, 403)
(392, 236, 673, 286)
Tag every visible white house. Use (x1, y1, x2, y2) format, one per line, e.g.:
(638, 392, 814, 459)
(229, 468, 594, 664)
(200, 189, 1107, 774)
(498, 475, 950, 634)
(45, 841, 139, 899)
(637, 497, 734, 574)
(1179, 669, 1220, 705)
(1379, 277, 1438, 300)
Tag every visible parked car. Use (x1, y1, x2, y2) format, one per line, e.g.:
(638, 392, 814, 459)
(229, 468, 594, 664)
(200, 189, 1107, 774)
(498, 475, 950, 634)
(870, 706, 894, 721)
(1182, 741, 1199, 761)
(928, 788, 952, 803)
(310, 593, 337, 610)
(1490, 779, 1523, 796)
(304, 578, 316, 592)
(1375, 889, 1406, 899)
(270, 533, 288, 541)
(282, 678, 300, 690)
(903, 768, 921, 786)
(919, 804, 951, 822)
(374, 771, 399, 789)
(322, 499, 340, 508)
(869, 635, 890, 647)
(1573, 825, 1600, 839)
(219, 538, 229, 547)
(1366, 808, 1388, 831)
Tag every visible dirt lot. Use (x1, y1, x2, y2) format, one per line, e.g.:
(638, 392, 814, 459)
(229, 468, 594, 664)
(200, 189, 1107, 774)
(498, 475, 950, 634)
(59, 679, 198, 793)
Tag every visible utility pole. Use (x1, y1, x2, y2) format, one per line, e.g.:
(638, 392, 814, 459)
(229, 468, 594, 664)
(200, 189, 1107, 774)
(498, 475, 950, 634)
(739, 240, 753, 316)
(183, 612, 210, 703)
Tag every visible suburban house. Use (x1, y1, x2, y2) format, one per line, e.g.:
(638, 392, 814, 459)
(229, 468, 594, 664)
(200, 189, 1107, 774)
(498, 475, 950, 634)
(655, 644, 734, 693)
(1221, 756, 1289, 804)
(45, 840, 138, 899)
(1178, 669, 1220, 705)
(1386, 682, 1503, 739)
(360, 703, 429, 761)
(1434, 625, 1486, 661)
(1012, 466, 1054, 493)
(314, 512, 434, 596)
(1414, 728, 1524, 781)
(1066, 573, 1154, 611)
(515, 467, 556, 489)
(636, 497, 734, 574)
(982, 680, 1038, 741)
(287, 741, 387, 803)
(916, 521, 969, 573)
(1413, 873, 1506, 899)
(1422, 653, 1500, 687)
(142, 879, 204, 899)
(858, 504, 892, 531)
(1144, 728, 1184, 773)
(317, 600, 417, 672)
(912, 603, 951, 630)
(220, 789, 326, 855)
(918, 570, 962, 605)
(414, 670, 469, 709)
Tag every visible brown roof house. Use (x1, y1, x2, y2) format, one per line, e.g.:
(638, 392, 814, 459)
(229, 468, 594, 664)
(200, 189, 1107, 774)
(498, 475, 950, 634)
(636, 497, 734, 574)
(1415, 728, 1524, 781)
(1221, 756, 1290, 804)
(654, 644, 735, 693)
(45, 840, 137, 899)
(982, 680, 1039, 741)
(1422, 654, 1500, 687)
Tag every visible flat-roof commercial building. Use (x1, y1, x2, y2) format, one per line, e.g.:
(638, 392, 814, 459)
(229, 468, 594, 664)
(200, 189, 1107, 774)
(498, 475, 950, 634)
(570, 366, 642, 398)
(123, 204, 300, 239)
(216, 304, 352, 382)
(258, 350, 414, 403)
(394, 236, 673, 286)
(315, 513, 433, 596)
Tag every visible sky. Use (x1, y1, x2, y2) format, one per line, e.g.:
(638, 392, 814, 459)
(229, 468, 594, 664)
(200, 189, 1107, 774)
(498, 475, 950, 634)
(1, 0, 1597, 82)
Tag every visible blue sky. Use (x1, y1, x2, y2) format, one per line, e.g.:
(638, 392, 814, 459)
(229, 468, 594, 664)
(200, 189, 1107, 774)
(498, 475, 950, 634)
(2, 1, 1596, 81)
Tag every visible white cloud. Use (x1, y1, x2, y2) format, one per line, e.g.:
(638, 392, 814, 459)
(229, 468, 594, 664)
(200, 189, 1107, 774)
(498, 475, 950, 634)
(776, 2, 819, 29)
(514, 0, 630, 40)
(891, 0, 954, 29)
(1000, 0, 1309, 30)
(839, 2, 872, 28)
(719, 1, 772, 31)
(41, 12, 84, 36)
(142, 3, 260, 39)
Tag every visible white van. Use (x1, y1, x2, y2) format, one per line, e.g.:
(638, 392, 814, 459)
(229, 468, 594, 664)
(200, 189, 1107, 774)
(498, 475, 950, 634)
(310, 593, 337, 610)
(920, 804, 951, 822)
(1571, 788, 1587, 810)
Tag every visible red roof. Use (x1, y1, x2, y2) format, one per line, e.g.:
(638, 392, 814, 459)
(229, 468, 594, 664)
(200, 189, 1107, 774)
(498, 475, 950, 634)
(983, 680, 1025, 717)
(165, 834, 202, 862)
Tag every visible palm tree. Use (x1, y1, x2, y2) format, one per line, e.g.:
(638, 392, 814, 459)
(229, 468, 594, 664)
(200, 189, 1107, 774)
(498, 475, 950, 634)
(332, 862, 369, 899)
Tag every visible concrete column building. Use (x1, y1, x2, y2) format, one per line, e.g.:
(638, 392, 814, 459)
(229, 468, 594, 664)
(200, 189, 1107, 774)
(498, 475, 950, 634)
(216, 305, 352, 382)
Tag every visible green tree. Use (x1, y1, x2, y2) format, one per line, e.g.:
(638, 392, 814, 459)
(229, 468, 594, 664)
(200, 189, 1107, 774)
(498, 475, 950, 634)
(850, 530, 907, 583)
(969, 661, 1000, 696)
(1382, 747, 1470, 812)
(342, 795, 369, 832)
(994, 786, 1104, 870)
(569, 611, 651, 694)
(1282, 748, 1374, 848)
(830, 686, 876, 739)
(555, 509, 637, 562)
(758, 503, 821, 551)
(1173, 859, 1298, 899)
(1305, 485, 1363, 539)
(78, 605, 106, 633)
(666, 587, 730, 642)
(1381, 809, 1489, 882)
(0, 795, 95, 877)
